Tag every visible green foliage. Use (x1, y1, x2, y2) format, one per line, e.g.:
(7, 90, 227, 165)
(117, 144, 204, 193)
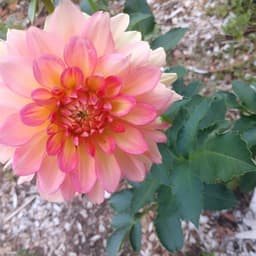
(207, 0, 256, 39)
(151, 27, 188, 51)
(124, 0, 155, 37)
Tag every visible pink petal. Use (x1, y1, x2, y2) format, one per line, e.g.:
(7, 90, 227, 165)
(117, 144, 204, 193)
(33, 54, 65, 88)
(37, 156, 65, 193)
(137, 83, 182, 113)
(95, 149, 121, 192)
(61, 66, 84, 89)
(116, 150, 146, 182)
(0, 146, 14, 164)
(17, 174, 34, 185)
(31, 88, 55, 105)
(6, 29, 31, 57)
(95, 53, 129, 77)
(118, 41, 150, 66)
(60, 174, 76, 201)
(57, 137, 78, 172)
(0, 113, 39, 146)
(26, 26, 63, 58)
(0, 86, 29, 109)
(0, 56, 39, 97)
(122, 66, 161, 96)
(46, 132, 64, 155)
(20, 103, 51, 126)
(86, 180, 105, 204)
(44, 0, 87, 42)
(110, 95, 136, 117)
(82, 12, 114, 56)
(113, 123, 148, 154)
(38, 185, 65, 202)
(122, 103, 156, 125)
(143, 130, 167, 143)
(13, 132, 47, 175)
(72, 144, 96, 193)
(97, 134, 116, 154)
(145, 140, 162, 164)
(86, 75, 106, 93)
(64, 37, 97, 77)
(105, 76, 122, 98)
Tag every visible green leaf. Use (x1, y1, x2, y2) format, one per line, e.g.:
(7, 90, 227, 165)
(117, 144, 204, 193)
(189, 132, 256, 183)
(41, 0, 54, 13)
(155, 185, 184, 252)
(171, 164, 203, 226)
(233, 116, 256, 147)
(166, 65, 188, 78)
(131, 177, 159, 213)
(203, 184, 237, 210)
(176, 96, 211, 156)
(28, 0, 38, 23)
(107, 228, 129, 256)
(129, 222, 142, 251)
(183, 80, 202, 97)
(80, 0, 95, 14)
(128, 13, 152, 30)
(112, 213, 134, 229)
(232, 80, 256, 113)
(109, 189, 133, 213)
(199, 95, 226, 130)
(124, 0, 155, 36)
(240, 172, 256, 192)
(151, 27, 188, 51)
(213, 91, 239, 109)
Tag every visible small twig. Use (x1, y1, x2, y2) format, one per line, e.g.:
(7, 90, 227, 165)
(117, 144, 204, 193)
(3, 195, 36, 223)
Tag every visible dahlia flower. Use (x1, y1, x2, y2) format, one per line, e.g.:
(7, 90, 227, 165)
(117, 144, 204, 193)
(0, 0, 181, 203)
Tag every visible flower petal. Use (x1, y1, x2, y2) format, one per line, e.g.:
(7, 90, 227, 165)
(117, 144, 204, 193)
(110, 95, 136, 117)
(160, 72, 177, 86)
(6, 29, 31, 57)
(110, 13, 129, 41)
(97, 134, 116, 154)
(105, 76, 122, 98)
(118, 41, 150, 66)
(113, 123, 148, 154)
(0, 146, 14, 164)
(0, 113, 39, 146)
(57, 137, 78, 172)
(122, 66, 161, 96)
(95, 149, 121, 192)
(64, 37, 97, 77)
(46, 132, 64, 155)
(115, 31, 142, 49)
(0, 56, 39, 97)
(86, 180, 105, 204)
(44, 0, 87, 41)
(95, 54, 129, 77)
(20, 103, 51, 126)
(60, 174, 76, 201)
(13, 132, 47, 175)
(61, 67, 84, 89)
(137, 83, 182, 113)
(26, 26, 63, 58)
(82, 12, 114, 56)
(37, 156, 65, 193)
(122, 103, 156, 125)
(71, 145, 96, 193)
(116, 150, 146, 182)
(33, 54, 65, 88)
(148, 47, 166, 66)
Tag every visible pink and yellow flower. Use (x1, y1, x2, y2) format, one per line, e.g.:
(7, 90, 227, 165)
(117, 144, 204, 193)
(0, 0, 181, 203)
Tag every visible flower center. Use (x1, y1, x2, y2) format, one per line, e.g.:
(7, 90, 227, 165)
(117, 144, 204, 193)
(56, 91, 112, 137)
